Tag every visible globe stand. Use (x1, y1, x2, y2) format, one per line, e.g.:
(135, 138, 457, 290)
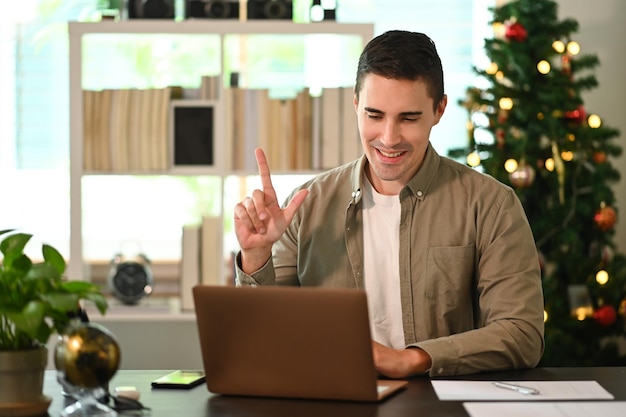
(58, 379, 116, 417)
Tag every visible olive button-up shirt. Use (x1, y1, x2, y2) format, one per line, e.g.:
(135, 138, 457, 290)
(237, 143, 545, 377)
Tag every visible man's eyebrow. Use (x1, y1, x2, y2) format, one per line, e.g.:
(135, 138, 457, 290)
(400, 111, 423, 117)
(363, 107, 423, 117)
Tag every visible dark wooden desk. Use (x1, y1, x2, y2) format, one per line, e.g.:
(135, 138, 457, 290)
(44, 367, 626, 417)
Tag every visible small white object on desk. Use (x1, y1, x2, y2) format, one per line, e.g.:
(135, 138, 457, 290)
(114, 386, 140, 401)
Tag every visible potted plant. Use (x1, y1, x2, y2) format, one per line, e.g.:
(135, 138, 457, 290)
(0, 229, 107, 415)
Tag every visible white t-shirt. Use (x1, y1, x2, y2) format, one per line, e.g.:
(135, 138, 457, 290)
(362, 177, 404, 349)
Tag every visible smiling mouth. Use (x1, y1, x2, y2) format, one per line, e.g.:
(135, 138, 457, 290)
(377, 149, 405, 158)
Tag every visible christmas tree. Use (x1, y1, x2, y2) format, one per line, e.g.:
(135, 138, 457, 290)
(451, 0, 626, 366)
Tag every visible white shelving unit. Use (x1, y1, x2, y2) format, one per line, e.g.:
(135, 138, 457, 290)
(67, 20, 374, 282)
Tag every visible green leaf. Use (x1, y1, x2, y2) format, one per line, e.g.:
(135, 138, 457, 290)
(0, 233, 32, 267)
(27, 262, 61, 283)
(82, 292, 109, 315)
(60, 280, 101, 293)
(11, 254, 34, 276)
(5, 301, 46, 339)
(33, 322, 52, 346)
(39, 292, 81, 312)
(42, 243, 66, 275)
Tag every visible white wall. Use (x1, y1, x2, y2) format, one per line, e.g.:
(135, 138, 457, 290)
(557, 0, 626, 250)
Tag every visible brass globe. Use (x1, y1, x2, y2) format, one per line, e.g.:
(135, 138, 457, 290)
(54, 322, 121, 389)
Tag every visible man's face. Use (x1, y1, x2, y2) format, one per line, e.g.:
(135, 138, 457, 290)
(354, 74, 447, 195)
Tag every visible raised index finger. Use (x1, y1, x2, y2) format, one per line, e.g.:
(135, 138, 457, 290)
(255, 148, 275, 193)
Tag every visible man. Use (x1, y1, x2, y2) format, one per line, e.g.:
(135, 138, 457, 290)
(233, 30, 544, 378)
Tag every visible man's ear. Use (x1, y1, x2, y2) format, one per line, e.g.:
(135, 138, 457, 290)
(433, 94, 448, 126)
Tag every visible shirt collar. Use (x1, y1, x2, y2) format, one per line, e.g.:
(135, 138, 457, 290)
(406, 142, 440, 201)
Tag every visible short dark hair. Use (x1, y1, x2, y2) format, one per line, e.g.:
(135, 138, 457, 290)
(355, 30, 445, 110)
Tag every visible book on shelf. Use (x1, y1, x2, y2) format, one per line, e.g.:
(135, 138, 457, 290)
(241, 88, 261, 171)
(255, 89, 271, 169)
(136, 88, 153, 171)
(109, 88, 131, 172)
(148, 88, 163, 170)
(278, 98, 295, 171)
(94, 89, 113, 171)
(200, 75, 220, 100)
(200, 215, 223, 286)
(294, 88, 312, 170)
(127, 88, 143, 171)
(340, 86, 361, 163)
(230, 86, 246, 170)
(310, 94, 322, 170)
(82, 89, 96, 171)
(266, 96, 283, 169)
(320, 87, 342, 169)
(155, 87, 173, 171)
(180, 223, 201, 311)
(222, 86, 235, 172)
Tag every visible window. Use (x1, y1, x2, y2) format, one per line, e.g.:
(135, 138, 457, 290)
(0, 0, 494, 264)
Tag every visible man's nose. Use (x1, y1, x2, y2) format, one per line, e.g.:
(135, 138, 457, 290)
(380, 120, 401, 146)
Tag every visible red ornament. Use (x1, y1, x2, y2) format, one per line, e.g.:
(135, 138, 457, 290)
(593, 305, 617, 327)
(593, 151, 607, 164)
(563, 105, 586, 125)
(498, 109, 509, 123)
(594, 206, 617, 231)
(509, 162, 536, 188)
(561, 55, 571, 75)
(505, 21, 528, 42)
(496, 128, 506, 148)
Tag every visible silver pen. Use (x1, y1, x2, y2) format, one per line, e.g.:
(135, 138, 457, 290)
(492, 381, 540, 395)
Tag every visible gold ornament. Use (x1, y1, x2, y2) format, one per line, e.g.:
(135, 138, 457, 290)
(509, 161, 536, 188)
(550, 140, 565, 204)
(619, 299, 626, 317)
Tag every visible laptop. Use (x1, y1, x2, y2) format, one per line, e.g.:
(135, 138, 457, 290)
(192, 285, 408, 402)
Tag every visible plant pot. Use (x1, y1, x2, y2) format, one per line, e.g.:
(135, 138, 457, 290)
(0, 347, 52, 416)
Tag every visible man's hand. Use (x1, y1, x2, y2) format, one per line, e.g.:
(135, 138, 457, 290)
(233, 148, 308, 273)
(372, 341, 432, 378)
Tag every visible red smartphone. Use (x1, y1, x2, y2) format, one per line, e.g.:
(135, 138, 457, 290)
(150, 370, 206, 389)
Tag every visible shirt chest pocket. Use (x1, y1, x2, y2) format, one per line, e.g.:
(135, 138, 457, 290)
(425, 244, 475, 307)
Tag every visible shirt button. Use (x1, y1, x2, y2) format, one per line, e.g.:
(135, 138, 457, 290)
(417, 190, 423, 197)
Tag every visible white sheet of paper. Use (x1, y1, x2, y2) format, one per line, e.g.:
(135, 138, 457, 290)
(464, 401, 626, 417)
(431, 380, 614, 401)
